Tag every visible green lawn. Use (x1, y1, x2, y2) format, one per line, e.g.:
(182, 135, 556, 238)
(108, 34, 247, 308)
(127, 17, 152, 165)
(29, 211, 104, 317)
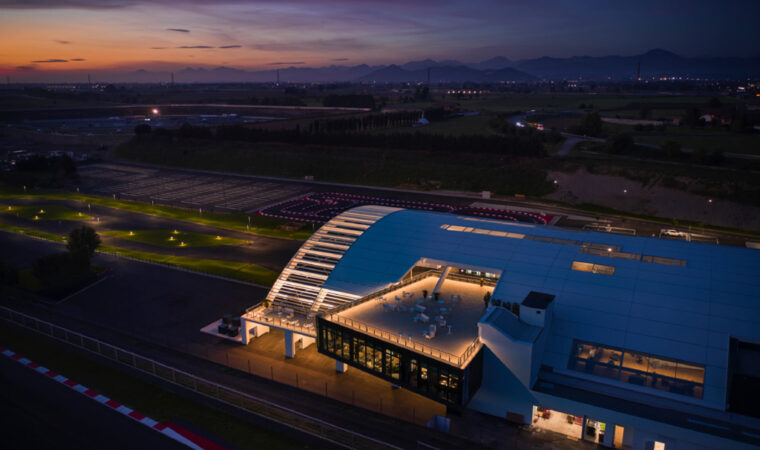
(0, 324, 304, 450)
(0, 220, 66, 242)
(0, 203, 93, 221)
(103, 229, 249, 248)
(0, 187, 312, 241)
(0, 219, 278, 286)
(99, 245, 278, 286)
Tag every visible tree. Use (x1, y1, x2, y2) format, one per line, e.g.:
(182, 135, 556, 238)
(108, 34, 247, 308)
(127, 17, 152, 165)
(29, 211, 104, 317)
(608, 134, 635, 154)
(67, 226, 101, 267)
(575, 111, 603, 137)
(134, 124, 152, 135)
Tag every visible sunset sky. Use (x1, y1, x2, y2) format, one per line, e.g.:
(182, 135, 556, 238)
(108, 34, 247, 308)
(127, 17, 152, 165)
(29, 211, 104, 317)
(1, 0, 758, 81)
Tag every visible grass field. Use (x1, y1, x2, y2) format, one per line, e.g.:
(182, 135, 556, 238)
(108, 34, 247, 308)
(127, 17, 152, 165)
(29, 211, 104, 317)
(0, 324, 304, 450)
(1, 203, 93, 221)
(103, 229, 249, 248)
(0, 219, 278, 286)
(99, 245, 278, 286)
(0, 220, 66, 242)
(0, 186, 312, 241)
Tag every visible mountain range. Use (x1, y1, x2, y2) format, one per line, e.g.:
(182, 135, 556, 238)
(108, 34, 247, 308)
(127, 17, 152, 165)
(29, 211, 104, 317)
(65, 49, 760, 84)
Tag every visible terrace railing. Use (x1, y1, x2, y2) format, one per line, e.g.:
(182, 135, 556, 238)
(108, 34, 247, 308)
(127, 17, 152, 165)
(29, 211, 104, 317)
(326, 313, 482, 369)
(327, 269, 442, 316)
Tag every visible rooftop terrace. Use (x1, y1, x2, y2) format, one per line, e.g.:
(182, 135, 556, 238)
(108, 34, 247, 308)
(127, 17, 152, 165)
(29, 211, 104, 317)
(325, 274, 491, 368)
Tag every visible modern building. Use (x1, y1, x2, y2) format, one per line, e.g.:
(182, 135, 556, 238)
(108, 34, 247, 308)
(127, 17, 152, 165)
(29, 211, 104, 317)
(240, 205, 760, 449)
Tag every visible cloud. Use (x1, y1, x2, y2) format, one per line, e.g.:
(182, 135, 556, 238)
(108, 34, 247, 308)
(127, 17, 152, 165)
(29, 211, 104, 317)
(219, 45, 241, 49)
(31, 59, 68, 63)
(15, 65, 36, 71)
(267, 61, 305, 65)
(167, 28, 189, 33)
(70, 58, 86, 61)
(332, 58, 349, 61)
(178, 45, 214, 49)
(54, 39, 70, 44)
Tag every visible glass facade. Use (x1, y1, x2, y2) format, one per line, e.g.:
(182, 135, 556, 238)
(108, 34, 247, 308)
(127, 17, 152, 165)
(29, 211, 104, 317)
(318, 318, 483, 407)
(568, 340, 705, 399)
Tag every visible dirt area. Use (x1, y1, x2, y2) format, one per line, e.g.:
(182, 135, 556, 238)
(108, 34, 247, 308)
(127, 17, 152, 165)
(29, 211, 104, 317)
(545, 168, 760, 231)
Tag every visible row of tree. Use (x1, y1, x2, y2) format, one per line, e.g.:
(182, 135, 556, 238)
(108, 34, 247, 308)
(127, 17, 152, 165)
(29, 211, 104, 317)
(136, 122, 546, 157)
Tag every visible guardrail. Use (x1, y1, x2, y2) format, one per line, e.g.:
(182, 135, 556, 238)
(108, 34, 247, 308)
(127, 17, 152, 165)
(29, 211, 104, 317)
(0, 304, 399, 450)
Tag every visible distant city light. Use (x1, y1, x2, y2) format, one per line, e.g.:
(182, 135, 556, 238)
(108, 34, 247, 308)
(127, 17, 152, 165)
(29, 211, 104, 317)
(152, 108, 159, 115)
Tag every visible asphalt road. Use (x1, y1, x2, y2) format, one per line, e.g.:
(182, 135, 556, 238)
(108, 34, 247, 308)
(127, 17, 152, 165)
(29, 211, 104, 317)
(0, 353, 187, 450)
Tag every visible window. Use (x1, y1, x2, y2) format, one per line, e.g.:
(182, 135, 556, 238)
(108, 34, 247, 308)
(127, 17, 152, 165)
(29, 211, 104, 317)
(568, 340, 705, 399)
(571, 261, 615, 276)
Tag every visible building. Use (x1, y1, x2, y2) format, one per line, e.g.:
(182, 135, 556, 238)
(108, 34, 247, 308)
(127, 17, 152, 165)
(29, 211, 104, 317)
(240, 206, 760, 449)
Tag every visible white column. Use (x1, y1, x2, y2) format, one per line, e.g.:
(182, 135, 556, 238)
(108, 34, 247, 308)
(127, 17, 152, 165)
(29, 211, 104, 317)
(284, 330, 296, 358)
(240, 320, 249, 344)
(336, 360, 348, 373)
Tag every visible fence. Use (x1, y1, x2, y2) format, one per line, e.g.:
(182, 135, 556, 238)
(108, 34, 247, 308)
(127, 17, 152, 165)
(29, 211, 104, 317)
(0, 305, 400, 450)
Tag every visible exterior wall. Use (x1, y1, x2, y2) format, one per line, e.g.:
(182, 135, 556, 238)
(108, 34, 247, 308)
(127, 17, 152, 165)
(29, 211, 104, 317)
(478, 315, 534, 388)
(533, 390, 758, 450)
(468, 347, 537, 424)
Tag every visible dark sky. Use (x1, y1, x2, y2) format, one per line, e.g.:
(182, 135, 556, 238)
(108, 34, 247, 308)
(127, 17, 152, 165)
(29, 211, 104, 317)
(1, 0, 758, 77)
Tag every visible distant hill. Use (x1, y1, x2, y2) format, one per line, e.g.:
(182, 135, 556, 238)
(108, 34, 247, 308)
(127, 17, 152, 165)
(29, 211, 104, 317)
(35, 49, 759, 84)
(358, 64, 536, 83)
(468, 56, 514, 71)
(515, 49, 760, 80)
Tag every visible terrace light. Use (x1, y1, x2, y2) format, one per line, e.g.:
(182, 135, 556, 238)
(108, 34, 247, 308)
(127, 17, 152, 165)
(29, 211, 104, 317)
(215, 235, 222, 240)
(180, 241, 186, 247)
(169, 236, 175, 241)
(7, 206, 11, 211)
(128, 231, 134, 236)
(39, 209, 45, 214)
(34, 215, 39, 220)
(173, 229, 179, 234)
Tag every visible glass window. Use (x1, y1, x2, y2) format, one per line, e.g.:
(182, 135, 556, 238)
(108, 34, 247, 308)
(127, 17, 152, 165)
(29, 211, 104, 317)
(341, 334, 351, 360)
(385, 349, 400, 380)
(676, 362, 705, 385)
(409, 359, 418, 387)
(568, 340, 704, 399)
(623, 351, 649, 373)
(649, 357, 676, 378)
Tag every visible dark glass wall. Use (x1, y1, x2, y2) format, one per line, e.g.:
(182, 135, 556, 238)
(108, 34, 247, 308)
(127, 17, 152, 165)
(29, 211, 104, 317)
(317, 317, 483, 408)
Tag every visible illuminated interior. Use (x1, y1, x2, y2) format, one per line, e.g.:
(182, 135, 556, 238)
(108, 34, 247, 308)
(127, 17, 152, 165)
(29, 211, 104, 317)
(568, 340, 705, 399)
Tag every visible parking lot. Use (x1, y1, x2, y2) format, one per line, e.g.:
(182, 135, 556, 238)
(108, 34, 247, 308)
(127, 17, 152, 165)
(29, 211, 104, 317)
(78, 163, 309, 213)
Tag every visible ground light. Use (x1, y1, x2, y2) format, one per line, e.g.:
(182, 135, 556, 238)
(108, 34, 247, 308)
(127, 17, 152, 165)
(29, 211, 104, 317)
(169, 236, 175, 241)
(180, 241, 186, 247)
(7, 206, 11, 211)
(39, 209, 45, 214)
(128, 231, 134, 236)
(173, 230, 179, 234)
(215, 235, 222, 240)
(33, 215, 39, 220)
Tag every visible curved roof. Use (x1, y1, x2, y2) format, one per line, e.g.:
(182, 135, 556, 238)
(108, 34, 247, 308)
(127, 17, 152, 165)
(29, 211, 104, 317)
(265, 205, 400, 313)
(267, 205, 760, 408)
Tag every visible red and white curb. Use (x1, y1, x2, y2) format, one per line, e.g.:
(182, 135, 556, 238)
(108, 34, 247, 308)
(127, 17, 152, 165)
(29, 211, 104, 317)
(0, 346, 224, 450)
